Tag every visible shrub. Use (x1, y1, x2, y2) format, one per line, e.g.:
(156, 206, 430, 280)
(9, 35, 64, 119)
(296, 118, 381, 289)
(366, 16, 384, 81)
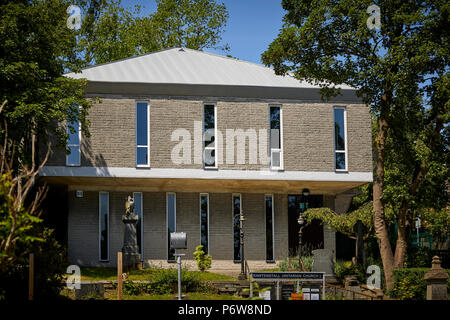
(388, 268, 450, 300)
(0, 228, 68, 300)
(334, 260, 365, 282)
(405, 246, 433, 268)
(278, 256, 313, 271)
(193, 245, 212, 271)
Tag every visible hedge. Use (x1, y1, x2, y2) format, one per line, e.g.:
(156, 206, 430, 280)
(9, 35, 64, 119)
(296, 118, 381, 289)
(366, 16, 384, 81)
(388, 268, 450, 300)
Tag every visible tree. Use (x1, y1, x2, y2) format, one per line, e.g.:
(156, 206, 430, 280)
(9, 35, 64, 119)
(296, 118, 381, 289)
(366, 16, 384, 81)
(77, 0, 230, 65)
(262, 0, 449, 289)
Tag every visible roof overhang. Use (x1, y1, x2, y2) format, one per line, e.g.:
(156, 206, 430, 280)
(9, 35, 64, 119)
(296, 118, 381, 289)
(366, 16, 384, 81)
(84, 81, 362, 103)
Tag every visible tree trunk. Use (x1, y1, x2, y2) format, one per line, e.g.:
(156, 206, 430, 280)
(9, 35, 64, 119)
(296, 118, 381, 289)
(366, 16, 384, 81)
(394, 203, 408, 268)
(373, 95, 395, 290)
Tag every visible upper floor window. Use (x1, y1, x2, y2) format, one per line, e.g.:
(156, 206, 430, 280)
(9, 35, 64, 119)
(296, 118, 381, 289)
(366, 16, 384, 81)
(334, 107, 347, 171)
(203, 103, 217, 168)
(66, 121, 80, 166)
(136, 101, 150, 167)
(269, 105, 283, 170)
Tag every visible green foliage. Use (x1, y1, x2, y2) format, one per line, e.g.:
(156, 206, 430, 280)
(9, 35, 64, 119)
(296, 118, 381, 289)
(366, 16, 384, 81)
(0, 173, 43, 271)
(388, 268, 450, 300)
(193, 245, 212, 272)
(77, 0, 230, 65)
(123, 268, 201, 295)
(420, 207, 450, 249)
(0, 228, 68, 300)
(278, 256, 313, 272)
(303, 201, 373, 239)
(334, 260, 365, 283)
(405, 246, 433, 268)
(0, 0, 93, 162)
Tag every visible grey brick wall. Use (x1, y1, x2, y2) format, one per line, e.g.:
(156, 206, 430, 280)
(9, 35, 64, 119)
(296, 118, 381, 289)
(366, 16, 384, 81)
(68, 190, 294, 266)
(46, 97, 372, 172)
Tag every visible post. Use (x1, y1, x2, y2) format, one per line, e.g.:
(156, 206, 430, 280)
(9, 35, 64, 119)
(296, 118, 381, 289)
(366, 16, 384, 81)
(177, 254, 182, 300)
(322, 275, 326, 300)
(249, 281, 253, 298)
(276, 281, 280, 300)
(28, 253, 34, 301)
(117, 251, 123, 300)
(238, 212, 247, 280)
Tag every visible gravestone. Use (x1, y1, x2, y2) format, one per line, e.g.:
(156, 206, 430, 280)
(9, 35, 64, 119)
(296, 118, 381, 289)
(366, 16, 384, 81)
(74, 283, 104, 300)
(312, 249, 335, 278)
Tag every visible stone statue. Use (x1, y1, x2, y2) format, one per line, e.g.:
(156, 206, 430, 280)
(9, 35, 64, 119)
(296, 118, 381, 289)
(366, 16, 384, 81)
(122, 195, 141, 271)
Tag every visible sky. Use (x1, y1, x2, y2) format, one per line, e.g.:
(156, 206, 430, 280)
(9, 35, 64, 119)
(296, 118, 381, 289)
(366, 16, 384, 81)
(122, 0, 287, 65)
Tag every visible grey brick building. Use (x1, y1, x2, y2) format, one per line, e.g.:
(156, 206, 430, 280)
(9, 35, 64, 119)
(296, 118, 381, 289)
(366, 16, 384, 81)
(40, 48, 372, 270)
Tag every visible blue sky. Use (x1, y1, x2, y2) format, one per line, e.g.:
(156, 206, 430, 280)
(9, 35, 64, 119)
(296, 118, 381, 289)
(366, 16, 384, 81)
(122, 0, 286, 65)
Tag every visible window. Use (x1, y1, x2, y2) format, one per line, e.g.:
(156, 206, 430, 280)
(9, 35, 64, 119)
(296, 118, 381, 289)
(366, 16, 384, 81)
(136, 101, 150, 167)
(133, 192, 143, 260)
(232, 194, 242, 262)
(203, 104, 216, 168)
(200, 194, 209, 254)
(333, 107, 347, 171)
(99, 192, 109, 261)
(166, 193, 176, 262)
(66, 120, 80, 166)
(265, 195, 274, 262)
(269, 105, 283, 169)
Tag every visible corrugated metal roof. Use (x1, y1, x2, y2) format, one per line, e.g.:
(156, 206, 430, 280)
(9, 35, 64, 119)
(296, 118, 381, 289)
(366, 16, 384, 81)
(65, 47, 354, 90)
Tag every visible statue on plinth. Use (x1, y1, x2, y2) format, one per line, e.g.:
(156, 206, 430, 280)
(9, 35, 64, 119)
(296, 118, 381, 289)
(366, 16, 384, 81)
(122, 195, 141, 271)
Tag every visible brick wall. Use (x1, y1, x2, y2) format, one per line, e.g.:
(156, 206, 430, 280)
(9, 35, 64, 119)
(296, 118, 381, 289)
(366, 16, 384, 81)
(68, 190, 293, 267)
(47, 97, 372, 172)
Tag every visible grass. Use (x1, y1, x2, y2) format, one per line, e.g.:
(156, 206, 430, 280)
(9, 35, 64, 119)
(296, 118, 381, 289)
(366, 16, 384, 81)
(79, 267, 236, 281)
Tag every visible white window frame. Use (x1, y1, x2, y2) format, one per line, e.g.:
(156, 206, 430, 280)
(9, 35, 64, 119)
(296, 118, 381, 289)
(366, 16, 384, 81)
(333, 106, 348, 172)
(135, 101, 150, 168)
(166, 192, 176, 262)
(133, 192, 144, 260)
(203, 103, 217, 169)
(66, 121, 81, 167)
(232, 193, 242, 263)
(269, 105, 283, 170)
(98, 192, 109, 262)
(199, 193, 210, 254)
(265, 194, 275, 262)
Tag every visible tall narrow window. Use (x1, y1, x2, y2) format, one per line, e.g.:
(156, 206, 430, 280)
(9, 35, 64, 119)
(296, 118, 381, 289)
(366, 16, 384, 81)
(203, 104, 216, 168)
(136, 101, 150, 167)
(200, 194, 209, 254)
(334, 107, 347, 171)
(133, 192, 143, 260)
(99, 192, 109, 261)
(166, 193, 176, 262)
(66, 121, 80, 166)
(232, 194, 242, 262)
(265, 195, 274, 262)
(269, 105, 282, 169)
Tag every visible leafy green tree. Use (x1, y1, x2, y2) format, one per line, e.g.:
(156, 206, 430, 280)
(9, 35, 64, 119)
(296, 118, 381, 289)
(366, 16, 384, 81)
(262, 0, 449, 289)
(77, 0, 230, 65)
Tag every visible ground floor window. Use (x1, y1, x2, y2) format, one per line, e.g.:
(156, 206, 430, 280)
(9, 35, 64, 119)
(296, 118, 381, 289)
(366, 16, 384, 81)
(133, 192, 143, 260)
(200, 193, 209, 254)
(265, 194, 274, 262)
(232, 194, 242, 262)
(166, 193, 176, 262)
(99, 192, 109, 261)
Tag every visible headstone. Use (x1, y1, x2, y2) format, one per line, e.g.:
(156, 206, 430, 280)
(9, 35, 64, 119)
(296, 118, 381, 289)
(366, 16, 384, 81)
(424, 256, 449, 300)
(312, 249, 335, 278)
(74, 283, 104, 300)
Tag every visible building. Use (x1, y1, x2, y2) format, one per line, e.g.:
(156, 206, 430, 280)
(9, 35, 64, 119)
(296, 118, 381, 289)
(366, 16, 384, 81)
(39, 47, 373, 271)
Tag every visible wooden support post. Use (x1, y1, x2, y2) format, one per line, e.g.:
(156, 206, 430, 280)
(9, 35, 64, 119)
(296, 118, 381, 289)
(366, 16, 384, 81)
(117, 252, 123, 300)
(28, 253, 34, 301)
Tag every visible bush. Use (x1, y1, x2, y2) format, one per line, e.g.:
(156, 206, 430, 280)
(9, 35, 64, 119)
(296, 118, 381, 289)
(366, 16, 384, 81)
(123, 268, 201, 295)
(334, 260, 365, 283)
(405, 246, 433, 268)
(278, 256, 313, 271)
(0, 228, 68, 300)
(193, 245, 212, 271)
(388, 268, 450, 300)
